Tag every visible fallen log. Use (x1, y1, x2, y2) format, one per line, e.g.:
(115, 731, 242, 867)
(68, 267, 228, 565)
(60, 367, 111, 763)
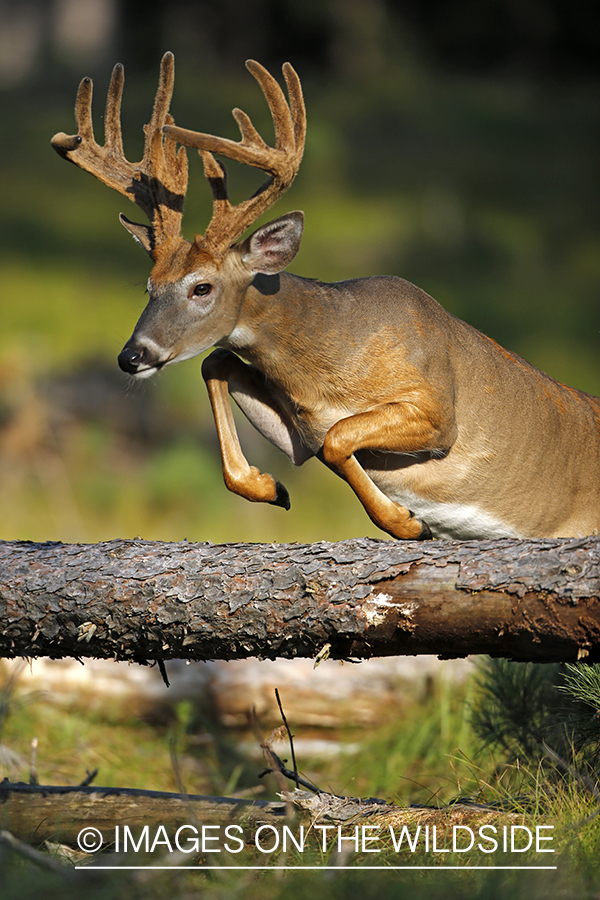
(0, 781, 520, 849)
(0, 536, 599, 664)
(0, 781, 286, 847)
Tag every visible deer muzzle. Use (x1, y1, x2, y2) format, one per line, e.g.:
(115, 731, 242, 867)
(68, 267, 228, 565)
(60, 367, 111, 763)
(117, 342, 167, 378)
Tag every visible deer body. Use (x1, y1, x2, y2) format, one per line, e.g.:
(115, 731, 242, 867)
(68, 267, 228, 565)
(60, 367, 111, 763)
(202, 270, 600, 540)
(52, 54, 600, 541)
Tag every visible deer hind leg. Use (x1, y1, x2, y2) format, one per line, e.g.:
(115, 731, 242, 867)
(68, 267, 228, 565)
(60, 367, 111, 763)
(322, 401, 454, 540)
(202, 348, 312, 508)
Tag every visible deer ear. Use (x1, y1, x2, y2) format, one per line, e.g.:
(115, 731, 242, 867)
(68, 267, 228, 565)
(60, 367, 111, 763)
(119, 213, 154, 256)
(239, 211, 304, 274)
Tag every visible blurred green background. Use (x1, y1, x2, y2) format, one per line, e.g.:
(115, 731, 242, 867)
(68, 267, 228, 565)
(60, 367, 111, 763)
(1, 0, 599, 545)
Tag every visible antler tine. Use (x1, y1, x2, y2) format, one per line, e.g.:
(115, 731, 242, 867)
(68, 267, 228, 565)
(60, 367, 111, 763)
(244, 59, 295, 152)
(143, 51, 176, 172)
(282, 62, 307, 154)
(73, 74, 95, 143)
(102, 63, 125, 156)
(52, 65, 135, 197)
(138, 52, 189, 244)
(51, 52, 187, 248)
(163, 60, 305, 255)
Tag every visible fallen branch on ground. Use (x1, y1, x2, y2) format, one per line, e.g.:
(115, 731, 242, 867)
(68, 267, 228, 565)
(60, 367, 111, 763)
(0, 781, 521, 848)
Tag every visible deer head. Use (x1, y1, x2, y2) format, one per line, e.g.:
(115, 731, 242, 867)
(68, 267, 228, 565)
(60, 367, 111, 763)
(51, 53, 306, 376)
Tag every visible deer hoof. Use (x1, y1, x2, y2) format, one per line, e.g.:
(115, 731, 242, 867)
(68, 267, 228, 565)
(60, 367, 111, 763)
(407, 510, 432, 540)
(417, 520, 432, 540)
(270, 479, 291, 510)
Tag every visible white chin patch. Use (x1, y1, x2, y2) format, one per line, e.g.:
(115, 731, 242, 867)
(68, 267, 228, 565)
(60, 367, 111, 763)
(132, 366, 158, 380)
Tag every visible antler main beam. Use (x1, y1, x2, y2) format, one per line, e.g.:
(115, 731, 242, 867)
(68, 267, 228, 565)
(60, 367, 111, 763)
(165, 60, 306, 255)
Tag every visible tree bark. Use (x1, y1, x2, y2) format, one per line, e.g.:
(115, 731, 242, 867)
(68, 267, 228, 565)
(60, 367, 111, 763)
(1, 536, 599, 664)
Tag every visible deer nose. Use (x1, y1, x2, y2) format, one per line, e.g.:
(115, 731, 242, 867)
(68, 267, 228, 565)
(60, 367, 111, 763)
(118, 345, 146, 374)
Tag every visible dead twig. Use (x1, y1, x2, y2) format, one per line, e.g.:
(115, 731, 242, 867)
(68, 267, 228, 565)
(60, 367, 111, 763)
(275, 688, 299, 789)
(78, 768, 98, 788)
(258, 745, 321, 794)
(157, 659, 170, 688)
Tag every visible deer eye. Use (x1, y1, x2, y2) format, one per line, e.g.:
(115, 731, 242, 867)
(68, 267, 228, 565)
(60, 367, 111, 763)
(192, 282, 212, 297)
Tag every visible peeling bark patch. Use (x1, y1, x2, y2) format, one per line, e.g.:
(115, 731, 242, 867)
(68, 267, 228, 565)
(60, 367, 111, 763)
(395, 602, 419, 618)
(372, 592, 395, 605)
(363, 593, 394, 627)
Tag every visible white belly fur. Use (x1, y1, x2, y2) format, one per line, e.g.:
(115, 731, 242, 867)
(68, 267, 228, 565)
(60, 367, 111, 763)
(381, 484, 523, 540)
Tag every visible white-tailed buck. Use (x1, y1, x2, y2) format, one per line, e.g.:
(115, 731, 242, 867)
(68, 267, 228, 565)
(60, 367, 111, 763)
(52, 53, 600, 540)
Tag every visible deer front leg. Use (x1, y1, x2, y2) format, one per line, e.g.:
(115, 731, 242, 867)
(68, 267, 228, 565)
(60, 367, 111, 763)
(202, 349, 311, 508)
(322, 401, 454, 540)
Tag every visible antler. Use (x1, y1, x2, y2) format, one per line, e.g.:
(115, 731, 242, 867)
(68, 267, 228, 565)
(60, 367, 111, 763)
(51, 52, 188, 252)
(164, 60, 306, 256)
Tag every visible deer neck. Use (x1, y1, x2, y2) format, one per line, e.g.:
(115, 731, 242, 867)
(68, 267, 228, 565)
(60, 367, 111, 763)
(223, 272, 317, 383)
